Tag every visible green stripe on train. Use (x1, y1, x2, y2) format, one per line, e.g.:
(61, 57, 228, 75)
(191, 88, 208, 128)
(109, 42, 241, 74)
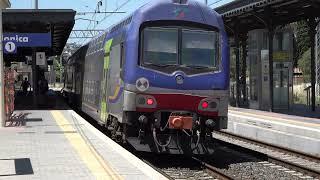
(100, 38, 113, 122)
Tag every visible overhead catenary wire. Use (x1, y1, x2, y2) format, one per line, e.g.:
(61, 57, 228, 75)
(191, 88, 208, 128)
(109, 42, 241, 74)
(75, 0, 143, 45)
(93, 0, 132, 29)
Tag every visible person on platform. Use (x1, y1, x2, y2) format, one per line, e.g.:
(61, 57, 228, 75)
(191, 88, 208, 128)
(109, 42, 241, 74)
(20, 77, 30, 96)
(38, 75, 49, 95)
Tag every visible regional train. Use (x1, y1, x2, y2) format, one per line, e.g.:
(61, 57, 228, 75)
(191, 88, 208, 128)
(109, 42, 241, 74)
(63, 0, 229, 154)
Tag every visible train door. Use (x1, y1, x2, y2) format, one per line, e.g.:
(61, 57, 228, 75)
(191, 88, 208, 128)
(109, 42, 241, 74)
(100, 39, 113, 123)
(107, 43, 124, 121)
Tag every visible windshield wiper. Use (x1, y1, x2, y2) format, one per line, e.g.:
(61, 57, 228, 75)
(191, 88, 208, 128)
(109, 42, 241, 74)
(182, 65, 210, 69)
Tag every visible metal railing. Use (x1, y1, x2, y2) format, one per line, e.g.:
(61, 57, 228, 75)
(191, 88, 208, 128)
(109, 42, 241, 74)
(304, 86, 312, 108)
(229, 83, 249, 107)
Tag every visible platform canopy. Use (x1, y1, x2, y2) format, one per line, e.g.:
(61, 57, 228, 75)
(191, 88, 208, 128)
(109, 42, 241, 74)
(3, 9, 76, 62)
(214, 0, 320, 112)
(215, 0, 320, 35)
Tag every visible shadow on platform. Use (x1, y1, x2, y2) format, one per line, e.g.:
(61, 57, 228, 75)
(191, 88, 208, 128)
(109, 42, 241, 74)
(274, 104, 320, 119)
(5, 112, 43, 127)
(14, 90, 70, 110)
(0, 158, 34, 176)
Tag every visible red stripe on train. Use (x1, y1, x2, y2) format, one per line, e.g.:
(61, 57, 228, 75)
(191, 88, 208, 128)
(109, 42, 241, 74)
(136, 94, 219, 117)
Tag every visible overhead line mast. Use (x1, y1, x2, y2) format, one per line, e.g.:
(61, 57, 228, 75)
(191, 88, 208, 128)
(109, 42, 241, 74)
(34, 0, 38, 9)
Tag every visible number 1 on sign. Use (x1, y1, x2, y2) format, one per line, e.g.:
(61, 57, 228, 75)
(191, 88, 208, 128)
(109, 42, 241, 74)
(5, 42, 16, 53)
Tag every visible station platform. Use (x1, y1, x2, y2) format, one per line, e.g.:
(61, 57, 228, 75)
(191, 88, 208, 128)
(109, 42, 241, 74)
(227, 107, 320, 157)
(0, 110, 167, 180)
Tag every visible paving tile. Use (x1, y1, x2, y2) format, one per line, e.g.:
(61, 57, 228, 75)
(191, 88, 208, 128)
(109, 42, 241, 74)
(0, 110, 165, 180)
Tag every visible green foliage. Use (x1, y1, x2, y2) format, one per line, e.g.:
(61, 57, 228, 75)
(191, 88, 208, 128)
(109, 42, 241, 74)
(293, 20, 314, 83)
(294, 20, 310, 67)
(53, 56, 63, 82)
(230, 47, 236, 81)
(298, 48, 311, 82)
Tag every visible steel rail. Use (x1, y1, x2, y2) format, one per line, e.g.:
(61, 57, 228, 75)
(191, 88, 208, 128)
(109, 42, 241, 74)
(192, 156, 234, 180)
(213, 130, 320, 178)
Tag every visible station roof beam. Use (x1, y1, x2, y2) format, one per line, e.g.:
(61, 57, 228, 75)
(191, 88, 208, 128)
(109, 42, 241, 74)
(3, 9, 76, 61)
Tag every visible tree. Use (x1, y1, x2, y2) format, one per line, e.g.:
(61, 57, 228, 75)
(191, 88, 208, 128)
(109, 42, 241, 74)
(293, 20, 310, 67)
(53, 56, 64, 82)
(298, 48, 311, 82)
(53, 43, 81, 82)
(230, 47, 236, 81)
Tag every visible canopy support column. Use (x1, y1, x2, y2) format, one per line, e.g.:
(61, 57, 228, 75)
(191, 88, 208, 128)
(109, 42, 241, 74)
(32, 49, 38, 107)
(241, 35, 248, 104)
(268, 29, 274, 112)
(265, 7, 274, 112)
(235, 31, 241, 107)
(308, 18, 316, 111)
(0, 10, 5, 126)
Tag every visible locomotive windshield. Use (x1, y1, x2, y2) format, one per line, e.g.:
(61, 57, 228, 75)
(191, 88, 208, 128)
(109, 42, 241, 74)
(141, 26, 220, 72)
(142, 27, 178, 66)
(181, 29, 219, 68)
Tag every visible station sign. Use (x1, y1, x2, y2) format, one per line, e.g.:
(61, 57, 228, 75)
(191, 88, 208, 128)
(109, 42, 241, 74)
(273, 51, 290, 62)
(36, 52, 46, 66)
(3, 33, 51, 54)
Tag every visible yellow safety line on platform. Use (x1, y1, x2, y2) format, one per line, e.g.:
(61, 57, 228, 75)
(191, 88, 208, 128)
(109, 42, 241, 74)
(50, 111, 122, 180)
(229, 110, 320, 128)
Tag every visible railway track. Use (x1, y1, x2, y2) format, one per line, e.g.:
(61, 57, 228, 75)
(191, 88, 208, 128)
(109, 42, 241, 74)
(136, 144, 317, 180)
(134, 153, 222, 180)
(75, 108, 319, 179)
(212, 130, 320, 179)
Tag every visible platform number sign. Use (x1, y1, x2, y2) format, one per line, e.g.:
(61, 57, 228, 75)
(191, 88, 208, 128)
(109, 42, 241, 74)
(4, 42, 17, 54)
(36, 52, 46, 66)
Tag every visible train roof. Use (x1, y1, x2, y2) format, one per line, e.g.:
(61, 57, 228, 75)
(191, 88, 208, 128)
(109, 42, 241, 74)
(88, 0, 223, 43)
(67, 44, 88, 64)
(76, 0, 226, 60)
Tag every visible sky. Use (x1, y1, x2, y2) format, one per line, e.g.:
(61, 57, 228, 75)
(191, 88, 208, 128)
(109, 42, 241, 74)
(10, 0, 234, 44)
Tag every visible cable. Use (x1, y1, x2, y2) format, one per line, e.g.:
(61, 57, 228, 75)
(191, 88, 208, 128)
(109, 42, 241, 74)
(93, 0, 133, 29)
(152, 128, 172, 148)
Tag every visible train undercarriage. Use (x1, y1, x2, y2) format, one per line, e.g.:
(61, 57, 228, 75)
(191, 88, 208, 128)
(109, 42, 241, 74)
(105, 111, 226, 154)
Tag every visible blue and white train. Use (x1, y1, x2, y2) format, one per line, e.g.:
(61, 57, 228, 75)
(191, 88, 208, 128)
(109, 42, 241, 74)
(63, 0, 229, 154)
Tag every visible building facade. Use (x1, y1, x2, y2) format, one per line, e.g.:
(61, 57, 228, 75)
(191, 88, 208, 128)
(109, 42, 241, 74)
(247, 28, 294, 110)
(0, 0, 10, 9)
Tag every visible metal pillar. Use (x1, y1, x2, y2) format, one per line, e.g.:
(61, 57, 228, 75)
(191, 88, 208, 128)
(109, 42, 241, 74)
(0, 10, 5, 126)
(235, 33, 241, 107)
(32, 49, 38, 107)
(60, 56, 63, 83)
(241, 36, 248, 103)
(34, 0, 38, 9)
(268, 29, 274, 112)
(308, 18, 316, 111)
(205, 0, 207, 5)
(316, 22, 320, 99)
(264, 6, 274, 112)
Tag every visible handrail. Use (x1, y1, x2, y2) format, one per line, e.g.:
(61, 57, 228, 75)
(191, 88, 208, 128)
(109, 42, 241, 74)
(303, 85, 312, 108)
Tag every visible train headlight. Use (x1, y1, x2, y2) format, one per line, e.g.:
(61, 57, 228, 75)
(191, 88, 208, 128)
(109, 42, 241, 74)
(198, 98, 219, 111)
(137, 97, 146, 105)
(136, 94, 157, 108)
(136, 77, 149, 92)
(147, 98, 154, 105)
(201, 101, 209, 109)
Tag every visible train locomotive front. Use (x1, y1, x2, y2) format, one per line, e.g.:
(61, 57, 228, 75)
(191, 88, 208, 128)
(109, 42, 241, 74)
(73, 0, 230, 154)
(117, 0, 230, 154)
